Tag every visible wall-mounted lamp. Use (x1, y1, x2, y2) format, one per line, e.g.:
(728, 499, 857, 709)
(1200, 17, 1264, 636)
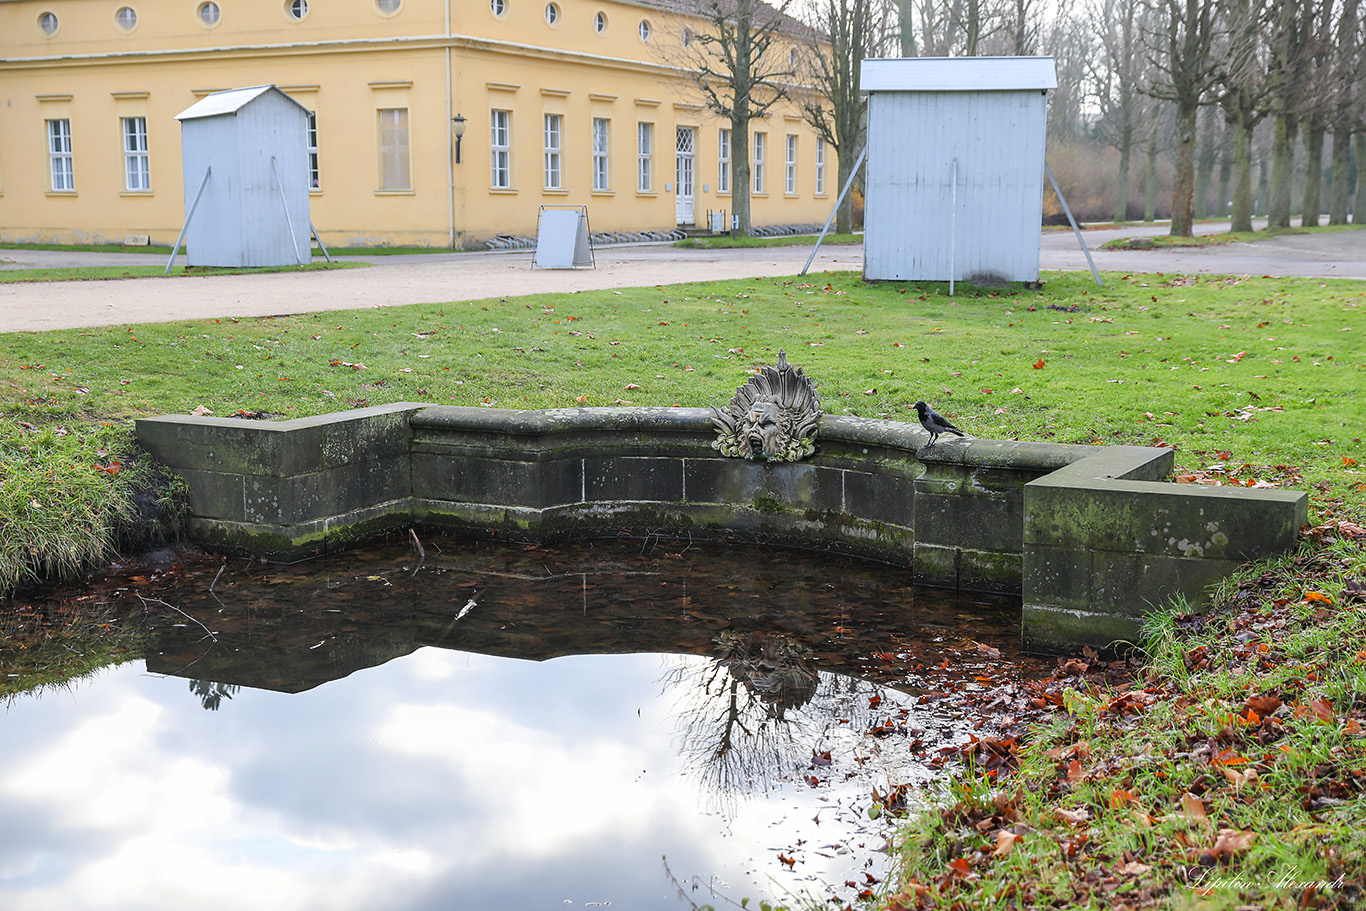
(451, 113, 467, 164)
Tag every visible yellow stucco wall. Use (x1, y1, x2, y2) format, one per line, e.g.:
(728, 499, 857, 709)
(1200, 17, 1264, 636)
(0, 0, 837, 248)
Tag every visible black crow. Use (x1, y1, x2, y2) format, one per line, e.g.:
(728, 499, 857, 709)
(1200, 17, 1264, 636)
(913, 401, 965, 446)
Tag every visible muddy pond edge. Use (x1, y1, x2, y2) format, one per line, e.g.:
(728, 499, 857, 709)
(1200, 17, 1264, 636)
(134, 402, 1308, 655)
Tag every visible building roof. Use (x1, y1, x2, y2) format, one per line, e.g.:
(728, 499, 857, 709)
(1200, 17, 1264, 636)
(175, 84, 310, 121)
(631, 0, 816, 39)
(861, 56, 1057, 92)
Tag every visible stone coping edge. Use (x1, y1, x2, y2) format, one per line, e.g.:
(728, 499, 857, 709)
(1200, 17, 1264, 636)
(135, 404, 1309, 655)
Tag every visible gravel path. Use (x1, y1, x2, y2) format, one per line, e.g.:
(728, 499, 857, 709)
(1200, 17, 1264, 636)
(2, 224, 1361, 334)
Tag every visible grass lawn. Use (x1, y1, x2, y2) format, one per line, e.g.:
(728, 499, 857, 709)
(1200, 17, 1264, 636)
(0, 261, 363, 283)
(2, 264, 1365, 909)
(1100, 223, 1365, 250)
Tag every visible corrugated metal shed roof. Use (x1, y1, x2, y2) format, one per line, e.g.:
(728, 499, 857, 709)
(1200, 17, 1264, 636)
(175, 84, 310, 121)
(861, 56, 1057, 92)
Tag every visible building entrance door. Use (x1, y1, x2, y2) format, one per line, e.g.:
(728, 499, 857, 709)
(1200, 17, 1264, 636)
(675, 127, 695, 226)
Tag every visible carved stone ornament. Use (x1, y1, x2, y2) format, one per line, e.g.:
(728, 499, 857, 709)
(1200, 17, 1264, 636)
(711, 349, 821, 462)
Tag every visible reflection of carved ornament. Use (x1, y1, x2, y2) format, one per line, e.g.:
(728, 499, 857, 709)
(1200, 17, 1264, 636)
(710, 350, 821, 462)
(714, 631, 817, 718)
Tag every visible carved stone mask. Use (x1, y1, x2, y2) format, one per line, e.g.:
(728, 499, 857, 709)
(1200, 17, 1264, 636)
(711, 350, 821, 462)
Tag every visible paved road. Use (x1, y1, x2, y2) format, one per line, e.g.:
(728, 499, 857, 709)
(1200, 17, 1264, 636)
(2, 223, 1362, 333)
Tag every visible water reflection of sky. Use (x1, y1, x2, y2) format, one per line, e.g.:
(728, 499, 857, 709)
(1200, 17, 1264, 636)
(1, 648, 945, 910)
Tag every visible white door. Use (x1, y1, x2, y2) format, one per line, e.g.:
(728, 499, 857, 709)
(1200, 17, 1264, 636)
(675, 127, 695, 226)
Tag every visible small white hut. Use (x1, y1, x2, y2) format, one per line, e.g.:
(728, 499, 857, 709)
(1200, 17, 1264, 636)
(860, 57, 1057, 284)
(174, 85, 312, 268)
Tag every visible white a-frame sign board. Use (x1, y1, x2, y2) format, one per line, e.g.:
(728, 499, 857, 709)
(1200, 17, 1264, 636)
(533, 206, 595, 269)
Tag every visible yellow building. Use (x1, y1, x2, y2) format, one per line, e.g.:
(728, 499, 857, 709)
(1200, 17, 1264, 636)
(0, 0, 837, 249)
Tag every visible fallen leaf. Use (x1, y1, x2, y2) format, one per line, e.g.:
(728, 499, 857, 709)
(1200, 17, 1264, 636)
(1118, 860, 1152, 876)
(1033, 358, 1045, 369)
(190, 405, 213, 416)
(1179, 793, 1206, 822)
(993, 830, 1022, 856)
(1109, 788, 1137, 809)
(1209, 828, 1254, 857)
(1055, 806, 1090, 825)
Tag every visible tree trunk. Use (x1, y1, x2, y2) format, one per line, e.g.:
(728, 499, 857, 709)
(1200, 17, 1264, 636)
(898, 0, 916, 55)
(1114, 140, 1131, 222)
(1268, 113, 1297, 227)
(1328, 129, 1351, 225)
(1169, 100, 1198, 237)
(1144, 140, 1158, 222)
(1229, 117, 1254, 233)
(1356, 134, 1366, 224)
(731, 107, 752, 236)
(835, 150, 854, 234)
(1195, 119, 1215, 219)
(1256, 154, 1269, 216)
(1300, 122, 1324, 227)
(1217, 147, 1232, 220)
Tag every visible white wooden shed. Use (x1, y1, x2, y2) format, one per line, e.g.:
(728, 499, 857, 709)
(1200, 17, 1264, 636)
(860, 57, 1057, 284)
(174, 85, 312, 268)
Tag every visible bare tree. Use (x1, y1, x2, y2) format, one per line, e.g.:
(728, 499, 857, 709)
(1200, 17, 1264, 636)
(800, 0, 887, 233)
(1266, 0, 1316, 226)
(675, 0, 803, 235)
(1297, 0, 1336, 226)
(1214, 0, 1272, 232)
(895, 0, 1004, 55)
(1326, 0, 1361, 225)
(1143, 0, 1223, 237)
(1087, 0, 1146, 221)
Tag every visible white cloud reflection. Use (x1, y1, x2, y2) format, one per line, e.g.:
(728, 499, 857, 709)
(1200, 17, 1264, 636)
(0, 649, 909, 910)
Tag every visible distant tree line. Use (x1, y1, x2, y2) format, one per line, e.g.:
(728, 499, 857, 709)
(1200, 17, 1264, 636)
(667, 0, 1366, 235)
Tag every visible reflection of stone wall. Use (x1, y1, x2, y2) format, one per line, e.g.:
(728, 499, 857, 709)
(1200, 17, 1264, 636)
(135, 404, 1307, 655)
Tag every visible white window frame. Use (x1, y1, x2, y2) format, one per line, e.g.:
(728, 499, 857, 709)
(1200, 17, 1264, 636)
(306, 111, 320, 189)
(491, 109, 511, 189)
(815, 136, 826, 195)
(592, 117, 610, 191)
(543, 113, 563, 190)
(377, 107, 411, 191)
(637, 121, 653, 192)
(752, 131, 765, 195)
(717, 127, 731, 194)
(47, 119, 74, 191)
(785, 134, 797, 194)
(122, 116, 150, 191)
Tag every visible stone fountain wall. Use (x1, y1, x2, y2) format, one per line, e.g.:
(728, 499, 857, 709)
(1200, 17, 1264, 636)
(135, 403, 1307, 654)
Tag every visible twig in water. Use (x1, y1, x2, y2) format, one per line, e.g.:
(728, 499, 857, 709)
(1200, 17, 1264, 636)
(410, 528, 427, 574)
(137, 595, 218, 644)
(209, 562, 226, 593)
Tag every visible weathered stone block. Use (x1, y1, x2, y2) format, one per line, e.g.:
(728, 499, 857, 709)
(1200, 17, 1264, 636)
(585, 456, 684, 503)
(1022, 604, 1145, 654)
(843, 469, 914, 527)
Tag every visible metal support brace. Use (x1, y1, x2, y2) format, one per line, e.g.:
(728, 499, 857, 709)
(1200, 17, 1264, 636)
(801, 146, 867, 277)
(164, 166, 211, 275)
(1045, 161, 1103, 288)
(272, 156, 305, 266)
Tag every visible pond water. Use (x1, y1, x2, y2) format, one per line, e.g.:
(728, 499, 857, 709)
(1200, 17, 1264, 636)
(1, 537, 1029, 910)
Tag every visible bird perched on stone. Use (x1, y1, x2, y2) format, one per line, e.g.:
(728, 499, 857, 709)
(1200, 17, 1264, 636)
(913, 401, 965, 446)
